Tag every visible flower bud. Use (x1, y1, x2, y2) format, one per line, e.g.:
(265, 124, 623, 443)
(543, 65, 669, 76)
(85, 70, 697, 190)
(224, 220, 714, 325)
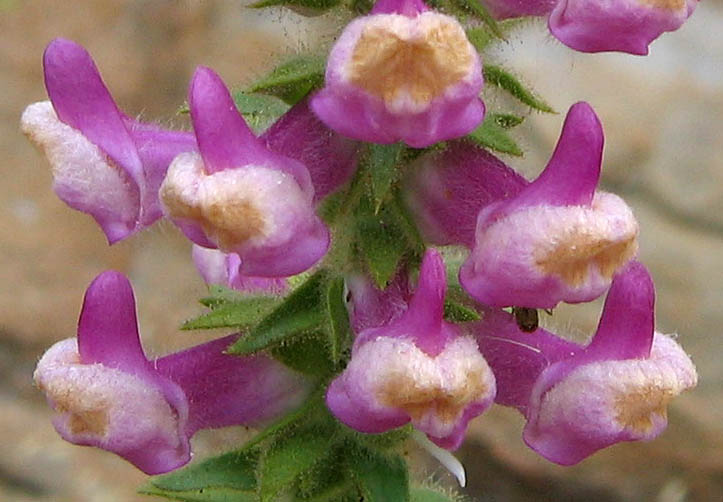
(311, 0, 484, 147)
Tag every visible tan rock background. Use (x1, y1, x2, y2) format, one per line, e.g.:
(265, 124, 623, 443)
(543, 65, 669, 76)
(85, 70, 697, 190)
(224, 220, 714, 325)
(1, 1, 721, 500)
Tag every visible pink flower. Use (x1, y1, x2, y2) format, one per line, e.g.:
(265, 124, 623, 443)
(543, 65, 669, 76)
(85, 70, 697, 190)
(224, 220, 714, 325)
(20, 39, 196, 243)
(159, 67, 330, 277)
(484, 0, 698, 55)
(474, 262, 697, 464)
(310, 0, 484, 147)
(327, 250, 496, 449)
(34, 271, 310, 474)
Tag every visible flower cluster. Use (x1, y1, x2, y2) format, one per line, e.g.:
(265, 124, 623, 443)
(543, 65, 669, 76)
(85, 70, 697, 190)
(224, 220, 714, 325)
(23, 0, 699, 497)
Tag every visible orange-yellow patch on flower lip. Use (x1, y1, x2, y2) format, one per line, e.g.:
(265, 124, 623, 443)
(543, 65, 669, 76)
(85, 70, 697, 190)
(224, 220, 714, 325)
(348, 15, 473, 108)
(160, 177, 267, 252)
(614, 385, 674, 434)
(536, 233, 638, 287)
(378, 367, 488, 424)
(202, 198, 266, 250)
(639, 0, 685, 10)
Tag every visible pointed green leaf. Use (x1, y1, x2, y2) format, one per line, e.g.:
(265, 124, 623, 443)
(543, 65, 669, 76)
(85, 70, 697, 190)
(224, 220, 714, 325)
(227, 271, 327, 355)
(143, 450, 259, 501)
(491, 112, 525, 129)
(324, 276, 351, 363)
(410, 486, 460, 502)
(356, 194, 410, 288)
(140, 486, 257, 502)
(467, 115, 523, 156)
(248, 55, 326, 105)
(232, 91, 291, 134)
(366, 143, 406, 213)
(259, 426, 338, 502)
(443, 298, 481, 322)
(249, 0, 342, 15)
(270, 331, 335, 377)
(198, 285, 248, 308)
(483, 65, 554, 113)
(466, 26, 495, 53)
(182, 296, 281, 330)
(350, 451, 410, 502)
(448, 0, 503, 39)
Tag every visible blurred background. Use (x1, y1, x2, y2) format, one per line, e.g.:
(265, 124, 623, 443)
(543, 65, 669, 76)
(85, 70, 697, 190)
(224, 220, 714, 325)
(1, 1, 721, 500)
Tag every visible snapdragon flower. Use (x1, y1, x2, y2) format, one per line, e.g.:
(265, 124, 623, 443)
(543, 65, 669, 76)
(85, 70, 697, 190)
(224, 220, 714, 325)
(459, 102, 639, 309)
(160, 67, 330, 277)
(33, 271, 310, 474)
(327, 250, 496, 449)
(474, 262, 697, 464)
(20, 39, 196, 243)
(484, 0, 698, 55)
(311, 0, 485, 147)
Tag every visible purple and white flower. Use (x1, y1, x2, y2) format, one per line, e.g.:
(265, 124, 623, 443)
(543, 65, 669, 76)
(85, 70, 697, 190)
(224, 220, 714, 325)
(34, 271, 310, 474)
(20, 39, 196, 243)
(159, 67, 330, 277)
(311, 0, 485, 147)
(474, 262, 697, 464)
(327, 250, 495, 449)
(459, 102, 639, 309)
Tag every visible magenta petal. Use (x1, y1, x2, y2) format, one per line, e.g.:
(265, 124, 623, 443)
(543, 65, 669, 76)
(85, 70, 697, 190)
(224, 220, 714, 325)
(372, 0, 430, 15)
(473, 307, 583, 411)
(77, 271, 150, 374)
(191, 245, 288, 294)
(483, 0, 557, 19)
(124, 119, 198, 225)
(156, 335, 310, 434)
(188, 67, 313, 194)
(189, 67, 269, 173)
(509, 102, 603, 209)
(346, 270, 412, 333)
(404, 141, 527, 246)
(261, 99, 359, 203)
(549, 0, 697, 55)
(43, 39, 144, 201)
(586, 261, 655, 360)
(401, 249, 446, 343)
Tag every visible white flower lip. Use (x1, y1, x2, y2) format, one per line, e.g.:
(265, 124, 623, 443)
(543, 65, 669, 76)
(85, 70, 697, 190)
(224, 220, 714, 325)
(353, 335, 493, 438)
(21, 101, 139, 225)
(33, 338, 182, 451)
(160, 152, 310, 253)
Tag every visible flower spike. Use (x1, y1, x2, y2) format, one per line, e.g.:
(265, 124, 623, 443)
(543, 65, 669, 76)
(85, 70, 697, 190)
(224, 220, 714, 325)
(327, 250, 495, 449)
(460, 102, 639, 309)
(473, 263, 697, 465)
(160, 66, 330, 277)
(20, 39, 196, 243)
(310, 0, 485, 147)
(34, 271, 310, 474)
